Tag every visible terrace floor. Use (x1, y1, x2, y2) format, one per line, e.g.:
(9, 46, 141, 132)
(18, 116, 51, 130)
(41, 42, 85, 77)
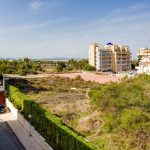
(0, 110, 52, 150)
(0, 120, 25, 150)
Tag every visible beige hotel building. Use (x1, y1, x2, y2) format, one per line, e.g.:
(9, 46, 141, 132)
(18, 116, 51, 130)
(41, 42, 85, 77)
(89, 42, 131, 73)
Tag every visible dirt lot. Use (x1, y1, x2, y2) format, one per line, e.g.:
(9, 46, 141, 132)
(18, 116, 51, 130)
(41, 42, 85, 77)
(7, 74, 121, 149)
(19, 72, 121, 84)
(55, 72, 121, 83)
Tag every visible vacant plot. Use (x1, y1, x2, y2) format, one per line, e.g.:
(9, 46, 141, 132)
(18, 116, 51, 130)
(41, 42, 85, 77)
(6, 73, 122, 149)
(56, 72, 121, 83)
(7, 76, 99, 126)
(24, 72, 121, 84)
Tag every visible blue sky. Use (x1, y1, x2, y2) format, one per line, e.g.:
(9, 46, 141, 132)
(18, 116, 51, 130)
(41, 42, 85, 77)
(0, 0, 150, 59)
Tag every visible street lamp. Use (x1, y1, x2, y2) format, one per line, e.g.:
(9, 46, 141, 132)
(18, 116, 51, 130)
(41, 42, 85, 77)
(28, 114, 32, 137)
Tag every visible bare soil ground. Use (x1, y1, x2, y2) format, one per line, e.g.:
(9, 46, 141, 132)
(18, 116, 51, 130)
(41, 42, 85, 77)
(9, 72, 121, 84)
(8, 76, 101, 132)
(55, 72, 121, 83)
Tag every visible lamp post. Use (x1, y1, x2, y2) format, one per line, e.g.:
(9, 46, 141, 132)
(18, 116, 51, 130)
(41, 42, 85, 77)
(28, 114, 32, 137)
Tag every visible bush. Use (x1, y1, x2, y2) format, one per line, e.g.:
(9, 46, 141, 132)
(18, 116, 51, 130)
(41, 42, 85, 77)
(75, 75, 82, 80)
(121, 108, 150, 132)
(88, 75, 150, 148)
(8, 85, 97, 150)
(83, 64, 96, 71)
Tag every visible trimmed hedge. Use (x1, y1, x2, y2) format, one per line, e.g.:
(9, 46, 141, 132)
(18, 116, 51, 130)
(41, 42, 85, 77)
(8, 85, 97, 150)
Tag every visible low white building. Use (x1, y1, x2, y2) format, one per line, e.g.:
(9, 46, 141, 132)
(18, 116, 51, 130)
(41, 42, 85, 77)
(136, 57, 150, 74)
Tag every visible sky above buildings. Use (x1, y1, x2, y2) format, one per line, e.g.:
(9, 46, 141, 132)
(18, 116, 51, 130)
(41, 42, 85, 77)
(0, 0, 150, 59)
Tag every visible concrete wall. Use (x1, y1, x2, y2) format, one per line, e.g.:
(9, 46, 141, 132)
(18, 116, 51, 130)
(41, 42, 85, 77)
(6, 98, 18, 119)
(6, 98, 53, 150)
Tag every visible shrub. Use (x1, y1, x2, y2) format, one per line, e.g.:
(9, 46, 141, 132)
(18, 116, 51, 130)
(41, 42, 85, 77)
(121, 108, 150, 132)
(75, 75, 82, 80)
(88, 75, 150, 148)
(83, 64, 96, 71)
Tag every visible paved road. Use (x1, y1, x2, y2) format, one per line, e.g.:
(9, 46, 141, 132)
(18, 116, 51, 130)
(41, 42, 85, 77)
(0, 121, 25, 150)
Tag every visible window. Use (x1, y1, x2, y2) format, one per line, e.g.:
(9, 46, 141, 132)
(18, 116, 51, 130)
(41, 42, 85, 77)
(102, 61, 107, 64)
(101, 51, 107, 56)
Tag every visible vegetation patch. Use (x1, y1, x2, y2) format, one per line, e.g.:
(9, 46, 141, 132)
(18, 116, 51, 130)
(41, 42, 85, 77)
(0, 59, 42, 75)
(89, 74, 150, 149)
(8, 85, 97, 150)
(7, 74, 150, 149)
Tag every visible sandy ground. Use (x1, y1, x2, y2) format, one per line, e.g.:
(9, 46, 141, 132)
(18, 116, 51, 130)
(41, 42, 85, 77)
(55, 73, 121, 84)
(5, 72, 121, 84)
(26, 73, 121, 84)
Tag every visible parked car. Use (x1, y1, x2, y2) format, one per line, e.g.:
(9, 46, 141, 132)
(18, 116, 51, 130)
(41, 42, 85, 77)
(0, 104, 6, 113)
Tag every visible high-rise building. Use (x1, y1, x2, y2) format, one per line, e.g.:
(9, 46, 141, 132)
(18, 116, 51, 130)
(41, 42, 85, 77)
(89, 43, 97, 67)
(89, 42, 131, 73)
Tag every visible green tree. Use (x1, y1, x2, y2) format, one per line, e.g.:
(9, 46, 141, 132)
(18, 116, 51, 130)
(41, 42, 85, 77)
(66, 59, 89, 71)
(0, 59, 43, 75)
(137, 55, 142, 62)
(56, 62, 66, 72)
(83, 64, 96, 71)
(131, 60, 138, 70)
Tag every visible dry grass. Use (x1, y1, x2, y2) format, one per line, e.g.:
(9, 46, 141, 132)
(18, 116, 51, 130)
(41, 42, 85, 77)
(8, 76, 100, 136)
(8, 74, 150, 150)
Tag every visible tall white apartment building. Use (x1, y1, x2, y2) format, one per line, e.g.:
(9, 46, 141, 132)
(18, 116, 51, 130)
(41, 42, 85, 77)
(89, 42, 132, 73)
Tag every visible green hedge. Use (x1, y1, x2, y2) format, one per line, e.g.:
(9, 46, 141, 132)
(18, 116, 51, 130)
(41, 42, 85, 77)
(8, 85, 97, 150)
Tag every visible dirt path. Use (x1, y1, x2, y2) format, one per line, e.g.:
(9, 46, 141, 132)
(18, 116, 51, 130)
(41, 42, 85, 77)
(86, 88, 91, 110)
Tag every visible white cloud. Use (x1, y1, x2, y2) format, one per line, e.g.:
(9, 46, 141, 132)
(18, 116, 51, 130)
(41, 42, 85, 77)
(0, 2, 150, 58)
(28, 0, 60, 12)
(29, 1, 46, 10)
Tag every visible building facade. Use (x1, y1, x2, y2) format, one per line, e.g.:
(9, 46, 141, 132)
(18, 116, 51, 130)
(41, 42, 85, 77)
(89, 42, 131, 73)
(89, 43, 97, 67)
(136, 47, 150, 74)
(137, 47, 150, 59)
(95, 46, 112, 72)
